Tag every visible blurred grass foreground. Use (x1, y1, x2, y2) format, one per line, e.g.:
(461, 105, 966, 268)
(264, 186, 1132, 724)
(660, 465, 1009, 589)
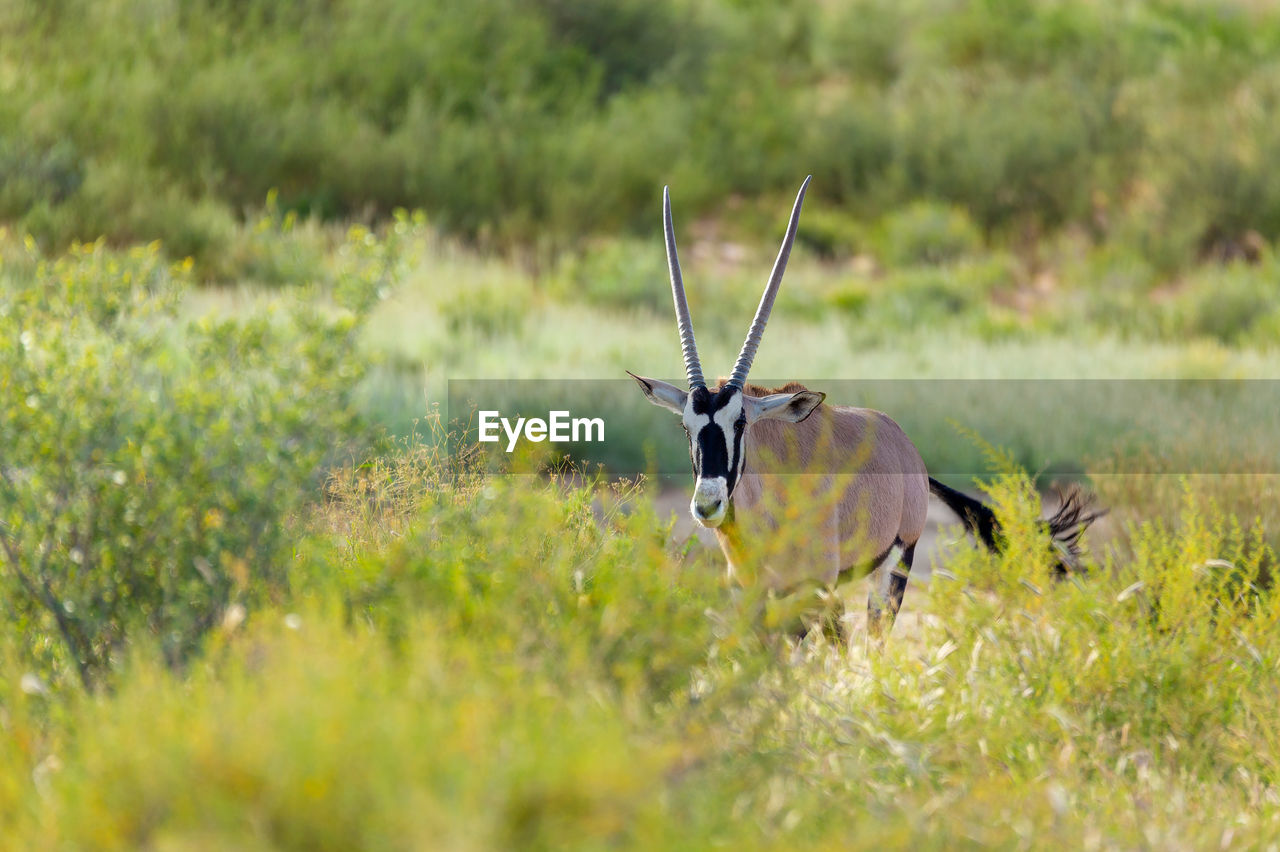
(3, 0, 1280, 848)
(0, 208, 1278, 850)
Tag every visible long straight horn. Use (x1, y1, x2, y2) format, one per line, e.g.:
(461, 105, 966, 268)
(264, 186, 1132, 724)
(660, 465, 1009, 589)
(726, 175, 811, 390)
(664, 185, 705, 389)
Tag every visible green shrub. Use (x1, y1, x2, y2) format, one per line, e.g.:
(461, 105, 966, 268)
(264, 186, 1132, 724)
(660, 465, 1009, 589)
(0, 137, 83, 218)
(314, 471, 725, 695)
(817, 0, 906, 85)
(1158, 263, 1280, 345)
(551, 87, 714, 236)
(548, 238, 670, 314)
(892, 70, 1104, 234)
(532, 0, 707, 97)
(438, 286, 528, 338)
(1140, 62, 1280, 264)
(0, 239, 371, 690)
(6, 0, 1280, 273)
(801, 92, 897, 214)
(873, 201, 983, 266)
(792, 202, 866, 259)
(828, 254, 1014, 343)
(2, 455, 1279, 848)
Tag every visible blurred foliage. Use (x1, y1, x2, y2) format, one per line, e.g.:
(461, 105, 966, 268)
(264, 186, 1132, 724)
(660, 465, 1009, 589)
(0, 235, 379, 690)
(0, 222, 1277, 849)
(6, 0, 1280, 277)
(546, 238, 672, 315)
(873, 201, 984, 267)
(1, 448, 1278, 847)
(1, 1, 1278, 843)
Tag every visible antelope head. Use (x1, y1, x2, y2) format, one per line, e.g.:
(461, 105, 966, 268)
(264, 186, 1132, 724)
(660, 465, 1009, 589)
(629, 177, 824, 528)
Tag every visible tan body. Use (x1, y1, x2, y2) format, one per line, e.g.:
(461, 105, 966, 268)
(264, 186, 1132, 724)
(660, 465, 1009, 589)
(712, 385, 928, 592)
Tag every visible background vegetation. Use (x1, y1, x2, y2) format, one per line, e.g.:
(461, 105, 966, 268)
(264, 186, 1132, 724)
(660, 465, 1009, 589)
(6, 0, 1280, 275)
(2, 0, 1280, 847)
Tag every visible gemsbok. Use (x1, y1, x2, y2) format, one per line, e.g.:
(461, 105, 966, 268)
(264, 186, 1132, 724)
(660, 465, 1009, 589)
(628, 176, 1101, 638)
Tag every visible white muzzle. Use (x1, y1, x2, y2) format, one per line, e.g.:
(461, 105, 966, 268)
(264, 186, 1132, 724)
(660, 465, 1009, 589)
(690, 477, 729, 527)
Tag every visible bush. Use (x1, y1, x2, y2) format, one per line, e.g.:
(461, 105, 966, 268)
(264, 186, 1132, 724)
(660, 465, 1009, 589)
(892, 70, 1104, 235)
(8, 0, 1280, 286)
(313, 470, 725, 695)
(873, 201, 983, 266)
(0, 238, 372, 689)
(826, 253, 1014, 343)
(0, 137, 83, 218)
(1158, 263, 1280, 345)
(548, 238, 671, 314)
(1137, 62, 1280, 265)
(816, 0, 906, 85)
(792, 202, 866, 259)
(3, 455, 1279, 848)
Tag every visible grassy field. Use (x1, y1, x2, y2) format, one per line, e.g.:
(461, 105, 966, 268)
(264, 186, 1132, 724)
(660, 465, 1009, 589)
(5, 0, 1280, 847)
(2, 425, 1278, 848)
(2, 218, 1279, 848)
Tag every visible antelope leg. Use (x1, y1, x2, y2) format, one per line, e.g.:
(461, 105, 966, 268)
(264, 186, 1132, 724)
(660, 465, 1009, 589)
(867, 539, 915, 639)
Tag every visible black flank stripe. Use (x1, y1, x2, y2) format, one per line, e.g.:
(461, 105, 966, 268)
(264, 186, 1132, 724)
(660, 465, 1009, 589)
(835, 538, 903, 586)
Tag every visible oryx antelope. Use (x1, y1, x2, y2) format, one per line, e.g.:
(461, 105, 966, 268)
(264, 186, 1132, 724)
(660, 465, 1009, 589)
(628, 177, 1100, 637)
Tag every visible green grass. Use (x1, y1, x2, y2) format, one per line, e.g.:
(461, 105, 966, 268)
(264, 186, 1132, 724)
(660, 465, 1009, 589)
(2, 456, 1278, 849)
(296, 219, 1280, 492)
(163, 215, 1280, 537)
(5, 1, 1280, 844)
(3, 180, 1280, 848)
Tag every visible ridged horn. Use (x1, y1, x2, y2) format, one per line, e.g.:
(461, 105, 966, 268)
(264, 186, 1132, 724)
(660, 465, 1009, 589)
(664, 185, 705, 389)
(725, 175, 811, 390)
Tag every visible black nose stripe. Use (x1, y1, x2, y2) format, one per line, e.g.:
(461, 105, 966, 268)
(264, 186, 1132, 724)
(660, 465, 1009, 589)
(696, 424, 730, 478)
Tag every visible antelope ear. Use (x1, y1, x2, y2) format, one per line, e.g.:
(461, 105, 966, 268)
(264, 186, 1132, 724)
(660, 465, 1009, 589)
(745, 390, 825, 423)
(627, 371, 688, 415)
